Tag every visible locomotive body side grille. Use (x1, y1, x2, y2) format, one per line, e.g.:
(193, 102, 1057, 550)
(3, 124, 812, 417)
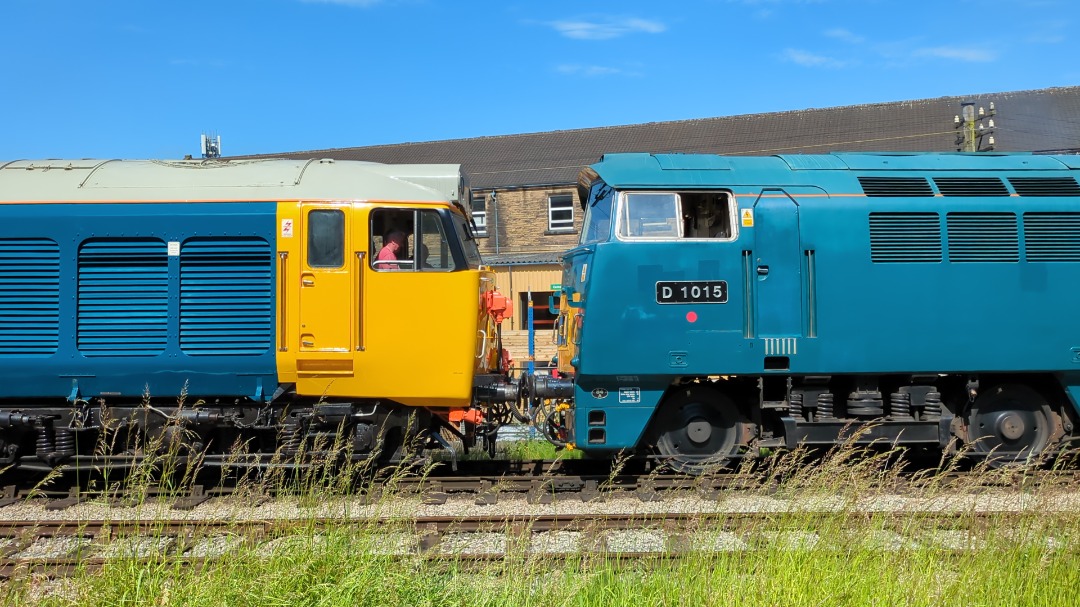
(868, 213, 942, 263)
(77, 239, 169, 356)
(946, 213, 1019, 262)
(764, 337, 797, 356)
(0, 238, 60, 355)
(932, 177, 1009, 197)
(1024, 212, 1080, 262)
(857, 177, 933, 197)
(180, 238, 274, 355)
(1008, 177, 1080, 197)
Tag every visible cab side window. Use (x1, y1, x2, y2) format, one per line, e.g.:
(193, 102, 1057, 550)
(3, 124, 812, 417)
(371, 208, 412, 271)
(418, 210, 458, 271)
(581, 183, 615, 244)
(681, 192, 735, 239)
(308, 209, 344, 268)
(618, 191, 736, 241)
(370, 208, 458, 271)
(621, 193, 680, 238)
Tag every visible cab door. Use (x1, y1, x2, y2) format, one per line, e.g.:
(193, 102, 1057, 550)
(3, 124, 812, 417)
(752, 190, 802, 337)
(298, 205, 354, 354)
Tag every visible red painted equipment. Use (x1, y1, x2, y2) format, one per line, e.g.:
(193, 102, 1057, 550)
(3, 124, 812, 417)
(448, 408, 484, 425)
(483, 290, 513, 325)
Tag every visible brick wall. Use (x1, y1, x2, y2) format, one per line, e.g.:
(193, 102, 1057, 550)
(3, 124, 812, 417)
(476, 186, 582, 255)
(474, 185, 577, 368)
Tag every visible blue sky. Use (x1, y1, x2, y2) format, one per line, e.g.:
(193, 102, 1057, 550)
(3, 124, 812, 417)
(2, 0, 1076, 159)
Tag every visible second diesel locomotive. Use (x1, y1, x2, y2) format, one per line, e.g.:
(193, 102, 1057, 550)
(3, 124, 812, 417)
(545, 152, 1080, 471)
(0, 158, 515, 471)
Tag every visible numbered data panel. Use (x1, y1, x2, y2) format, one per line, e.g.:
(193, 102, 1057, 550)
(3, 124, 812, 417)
(655, 280, 728, 304)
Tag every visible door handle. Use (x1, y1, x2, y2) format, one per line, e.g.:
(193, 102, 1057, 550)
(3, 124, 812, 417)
(302, 278, 315, 287)
(756, 265, 770, 276)
(278, 252, 288, 352)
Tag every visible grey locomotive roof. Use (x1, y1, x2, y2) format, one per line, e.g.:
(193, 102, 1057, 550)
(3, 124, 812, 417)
(241, 86, 1080, 190)
(0, 158, 465, 204)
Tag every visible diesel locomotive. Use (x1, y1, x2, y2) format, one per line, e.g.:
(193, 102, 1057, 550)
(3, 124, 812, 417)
(546, 152, 1080, 471)
(0, 158, 515, 471)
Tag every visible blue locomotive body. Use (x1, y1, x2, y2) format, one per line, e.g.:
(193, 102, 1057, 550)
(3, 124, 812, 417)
(0, 200, 278, 402)
(0, 158, 514, 471)
(554, 152, 1080, 469)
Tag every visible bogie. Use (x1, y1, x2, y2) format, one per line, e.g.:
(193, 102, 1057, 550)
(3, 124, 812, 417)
(652, 383, 752, 474)
(638, 374, 1069, 473)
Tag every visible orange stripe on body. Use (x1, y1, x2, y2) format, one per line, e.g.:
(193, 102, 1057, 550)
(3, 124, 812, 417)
(0, 198, 453, 205)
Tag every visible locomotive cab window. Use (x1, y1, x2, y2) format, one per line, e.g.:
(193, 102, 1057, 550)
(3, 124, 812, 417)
(307, 209, 345, 268)
(617, 191, 736, 240)
(581, 182, 615, 244)
(370, 208, 460, 272)
(417, 210, 458, 271)
(452, 213, 483, 269)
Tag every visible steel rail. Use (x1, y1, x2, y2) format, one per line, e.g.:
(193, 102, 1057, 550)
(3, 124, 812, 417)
(0, 508, 1060, 580)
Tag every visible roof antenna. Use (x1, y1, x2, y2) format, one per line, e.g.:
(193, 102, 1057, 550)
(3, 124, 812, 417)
(200, 133, 222, 159)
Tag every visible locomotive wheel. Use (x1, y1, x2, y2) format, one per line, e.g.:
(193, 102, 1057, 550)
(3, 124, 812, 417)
(966, 383, 1055, 468)
(654, 385, 746, 475)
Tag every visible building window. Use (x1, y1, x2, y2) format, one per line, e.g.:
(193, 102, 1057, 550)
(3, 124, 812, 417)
(519, 291, 560, 330)
(548, 194, 574, 232)
(471, 193, 488, 237)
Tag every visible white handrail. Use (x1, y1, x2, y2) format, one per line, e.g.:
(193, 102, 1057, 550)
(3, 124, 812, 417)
(475, 329, 488, 360)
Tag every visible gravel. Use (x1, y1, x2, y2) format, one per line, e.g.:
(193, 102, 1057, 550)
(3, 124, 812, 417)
(690, 531, 749, 552)
(528, 531, 583, 554)
(922, 530, 983, 551)
(850, 529, 917, 551)
(438, 532, 507, 555)
(13, 536, 92, 560)
(255, 534, 328, 557)
(603, 529, 668, 553)
(2, 489, 1078, 524)
(761, 531, 821, 550)
(182, 534, 245, 558)
(1, 486, 1076, 560)
(362, 531, 417, 555)
(94, 535, 174, 559)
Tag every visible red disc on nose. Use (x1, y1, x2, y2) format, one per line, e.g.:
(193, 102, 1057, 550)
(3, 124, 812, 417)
(686, 311, 698, 323)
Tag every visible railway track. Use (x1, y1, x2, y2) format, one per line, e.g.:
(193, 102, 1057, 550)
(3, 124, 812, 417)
(6, 455, 1075, 511)
(2, 506, 1075, 581)
(1, 456, 1076, 584)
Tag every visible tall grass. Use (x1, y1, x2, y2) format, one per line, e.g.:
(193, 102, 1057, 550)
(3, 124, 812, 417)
(12, 509, 1080, 607)
(6, 437, 1080, 607)
(500, 438, 581, 461)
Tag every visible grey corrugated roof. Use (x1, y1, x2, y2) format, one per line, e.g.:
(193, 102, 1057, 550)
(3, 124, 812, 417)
(0, 158, 464, 203)
(482, 252, 563, 266)
(243, 86, 1080, 190)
